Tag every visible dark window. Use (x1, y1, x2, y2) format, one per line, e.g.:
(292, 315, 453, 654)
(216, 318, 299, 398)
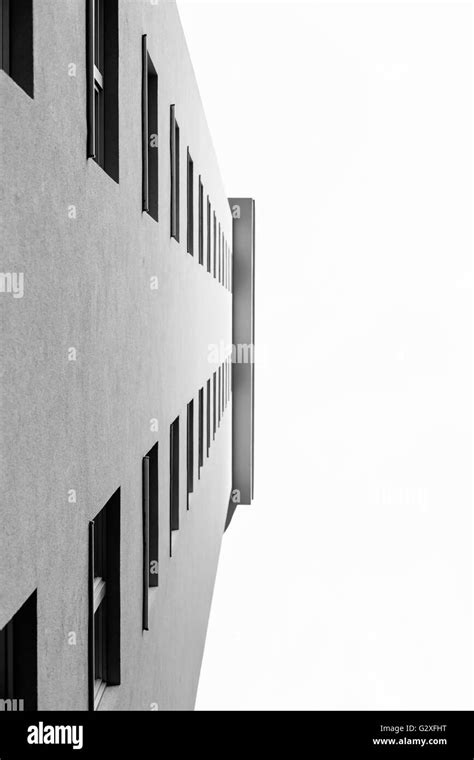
(198, 178, 204, 265)
(218, 366, 221, 425)
(226, 242, 229, 290)
(213, 372, 217, 438)
(222, 363, 225, 416)
(0, 0, 33, 97)
(213, 212, 217, 278)
(187, 149, 194, 254)
(142, 36, 158, 221)
(222, 232, 225, 286)
(142, 443, 159, 630)
(170, 106, 180, 241)
(89, 489, 121, 711)
(207, 198, 211, 272)
(187, 400, 194, 509)
(0, 590, 37, 710)
(206, 379, 211, 457)
(169, 416, 179, 555)
(87, 0, 119, 181)
(218, 223, 221, 283)
(198, 388, 204, 476)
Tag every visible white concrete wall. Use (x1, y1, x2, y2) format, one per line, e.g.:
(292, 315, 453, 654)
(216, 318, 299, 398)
(0, 0, 232, 710)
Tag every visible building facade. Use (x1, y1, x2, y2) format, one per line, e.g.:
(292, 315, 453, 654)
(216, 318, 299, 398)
(0, 0, 254, 711)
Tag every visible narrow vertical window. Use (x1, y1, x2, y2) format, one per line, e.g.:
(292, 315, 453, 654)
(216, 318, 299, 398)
(218, 366, 221, 426)
(213, 371, 217, 439)
(0, 0, 33, 97)
(187, 400, 194, 509)
(213, 212, 217, 278)
(89, 489, 121, 711)
(170, 105, 180, 241)
(198, 388, 204, 477)
(169, 416, 179, 555)
(222, 362, 225, 414)
(207, 198, 211, 272)
(198, 178, 204, 265)
(142, 36, 158, 221)
(218, 223, 221, 283)
(206, 379, 211, 457)
(187, 149, 194, 254)
(222, 232, 225, 286)
(0, 590, 37, 711)
(142, 442, 159, 630)
(87, 0, 119, 181)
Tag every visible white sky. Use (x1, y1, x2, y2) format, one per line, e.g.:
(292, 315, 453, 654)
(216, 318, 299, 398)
(178, 0, 473, 710)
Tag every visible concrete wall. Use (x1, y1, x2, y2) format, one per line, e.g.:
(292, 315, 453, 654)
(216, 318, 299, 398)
(0, 0, 232, 710)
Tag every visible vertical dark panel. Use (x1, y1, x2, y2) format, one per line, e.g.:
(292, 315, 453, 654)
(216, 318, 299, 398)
(170, 106, 175, 236)
(187, 150, 194, 254)
(206, 379, 211, 457)
(187, 401, 194, 509)
(198, 178, 204, 264)
(88, 521, 95, 710)
(10, 0, 33, 96)
(147, 59, 159, 222)
(213, 372, 216, 438)
(106, 489, 121, 685)
(1, 0, 10, 74)
(170, 417, 180, 554)
(103, 0, 119, 182)
(170, 106, 180, 240)
(207, 198, 211, 272)
(142, 35, 149, 213)
(148, 443, 159, 587)
(198, 388, 204, 474)
(142, 456, 150, 631)
(86, 0, 95, 158)
(10, 591, 37, 710)
(213, 212, 216, 277)
(175, 123, 180, 241)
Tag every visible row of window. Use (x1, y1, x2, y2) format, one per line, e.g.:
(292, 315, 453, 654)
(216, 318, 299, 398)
(94, 357, 232, 708)
(184, 146, 232, 291)
(1, 1, 232, 291)
(172, 357, 232, 553)
(0, 358, 232, 712)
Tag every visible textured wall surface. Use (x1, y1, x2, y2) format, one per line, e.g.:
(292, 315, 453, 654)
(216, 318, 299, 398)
(0, 0, 232, 710)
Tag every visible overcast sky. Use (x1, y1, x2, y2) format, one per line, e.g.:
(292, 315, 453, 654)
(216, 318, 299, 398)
(178, 0, 473, 710)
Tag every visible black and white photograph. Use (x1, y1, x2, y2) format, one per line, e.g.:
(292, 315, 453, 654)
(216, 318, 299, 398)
(0, 0, 473, 753)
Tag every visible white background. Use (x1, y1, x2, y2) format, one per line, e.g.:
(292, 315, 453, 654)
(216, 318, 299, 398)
(178, 0, 473, 710)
